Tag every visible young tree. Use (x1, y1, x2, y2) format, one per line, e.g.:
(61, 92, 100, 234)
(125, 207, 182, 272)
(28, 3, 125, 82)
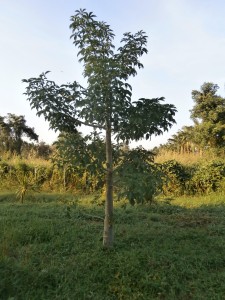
(23, 9, 176, 248)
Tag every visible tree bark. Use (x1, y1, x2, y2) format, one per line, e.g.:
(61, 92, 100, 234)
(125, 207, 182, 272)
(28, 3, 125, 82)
(103, 124, 113, 248)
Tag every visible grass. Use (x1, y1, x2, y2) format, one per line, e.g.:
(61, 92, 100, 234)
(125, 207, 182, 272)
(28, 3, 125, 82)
(155, 150, 219, 165)
(0, 152, 52, 168)
(1, 193, 225, 299)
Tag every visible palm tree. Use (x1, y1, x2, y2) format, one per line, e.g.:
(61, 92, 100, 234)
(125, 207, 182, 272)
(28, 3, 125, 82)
(167, 126, 196, 154)
(0, 114, 38, 155)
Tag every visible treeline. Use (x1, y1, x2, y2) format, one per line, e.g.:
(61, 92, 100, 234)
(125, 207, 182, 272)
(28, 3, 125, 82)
(0, 113, 52, 159)
(155, 82, 225, 155)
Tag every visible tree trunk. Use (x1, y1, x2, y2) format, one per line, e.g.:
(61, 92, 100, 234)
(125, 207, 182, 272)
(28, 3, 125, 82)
(103, 125, 113, 248)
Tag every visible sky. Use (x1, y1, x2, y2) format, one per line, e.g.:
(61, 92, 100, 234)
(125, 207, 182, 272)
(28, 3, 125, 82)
(1, 0, 225, 149)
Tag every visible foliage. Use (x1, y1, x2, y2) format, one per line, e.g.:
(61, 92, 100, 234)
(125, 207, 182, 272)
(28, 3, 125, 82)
(0, 114, 38, 155)
(15, 172, 40, 203)
(0, 161, 9, 176)
(190, 82, 225, 149)
(13, 163, 40, 203)
(2, 153, 225, 200)
(53, 131, 107, 192)
(189, 160, 225, 195)
(165, 126, 196, 154)
(155, 82, 225, 155)
(160, 159, 225, 196)
(115, 147, 162, 205)
(161, 160, 192, 196)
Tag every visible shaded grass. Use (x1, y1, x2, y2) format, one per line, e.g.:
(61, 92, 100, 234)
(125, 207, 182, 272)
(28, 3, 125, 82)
(1, 194, 225, 299)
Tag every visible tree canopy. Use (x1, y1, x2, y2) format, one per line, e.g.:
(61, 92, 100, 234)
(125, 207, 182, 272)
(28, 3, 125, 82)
(190, 82, 225, 148)
(155, 82, 225, 155)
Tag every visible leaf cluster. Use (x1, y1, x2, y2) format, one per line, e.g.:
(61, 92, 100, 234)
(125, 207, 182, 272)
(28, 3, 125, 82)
(53, 131, 107, 188)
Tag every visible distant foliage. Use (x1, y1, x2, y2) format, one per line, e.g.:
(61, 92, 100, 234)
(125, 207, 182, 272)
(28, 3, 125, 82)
(0, 113, 38, 156)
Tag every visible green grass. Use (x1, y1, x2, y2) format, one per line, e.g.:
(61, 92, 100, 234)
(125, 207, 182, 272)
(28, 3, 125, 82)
(1, 194, 225, 299)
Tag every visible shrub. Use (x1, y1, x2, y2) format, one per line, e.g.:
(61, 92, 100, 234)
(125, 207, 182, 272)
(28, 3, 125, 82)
(115, 148, 163, 205)
(189, 160, 225, 194)
(161, 160, 191, 196)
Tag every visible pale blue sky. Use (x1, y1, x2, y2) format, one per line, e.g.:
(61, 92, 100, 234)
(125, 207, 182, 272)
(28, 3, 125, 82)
(1, 0, 225, 148)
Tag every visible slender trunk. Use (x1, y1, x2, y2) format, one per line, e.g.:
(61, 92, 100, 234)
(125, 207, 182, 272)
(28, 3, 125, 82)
(103, 125, 113, 248)
(63, 166, 67, 190)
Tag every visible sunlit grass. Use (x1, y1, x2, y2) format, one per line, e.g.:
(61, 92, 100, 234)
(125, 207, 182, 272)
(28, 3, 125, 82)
(164, 193, 225, 208)
(0, 152, 51, 167)
(155, 150, 218, 165)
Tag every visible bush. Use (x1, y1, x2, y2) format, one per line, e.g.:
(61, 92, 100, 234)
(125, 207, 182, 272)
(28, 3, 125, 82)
(189, 160, 225, 194)
(115, 148, 163, 205)
(161, 160, 191, 196)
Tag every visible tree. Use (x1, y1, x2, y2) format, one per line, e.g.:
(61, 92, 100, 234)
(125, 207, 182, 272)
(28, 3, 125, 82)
(167, 126, 195, 154)
(23, 9, 176, 248)
(190, 82, 225, 149)
(35, 141, 52, 159)
(0, 115, 11, 153)
(0, 114, 38, 155)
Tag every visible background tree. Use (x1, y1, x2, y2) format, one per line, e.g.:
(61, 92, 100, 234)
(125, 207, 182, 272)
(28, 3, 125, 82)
(34, 141, 52, 160)
(166, 126, 196, 154)
(190, 82, 225, 149)
(0, 114, 38, 155)
(0, 115, 11, 153)
(23, 9, 176, 248)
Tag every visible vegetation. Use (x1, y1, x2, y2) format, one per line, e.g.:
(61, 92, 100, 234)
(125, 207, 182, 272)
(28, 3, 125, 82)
(2, 151, 225, 202)
(190, 82, 225, 149)
(0, 113, 38, 156)
(2, 7, 225, 298)
(157, 82, 225, 155)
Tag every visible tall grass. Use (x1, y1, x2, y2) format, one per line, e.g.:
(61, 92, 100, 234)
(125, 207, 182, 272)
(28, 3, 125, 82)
(0, 152, 51, 168)
(155, 150, 218, 165)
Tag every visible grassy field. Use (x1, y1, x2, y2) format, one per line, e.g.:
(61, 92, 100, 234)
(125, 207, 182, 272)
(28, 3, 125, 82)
(1, 193, 225, 299)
